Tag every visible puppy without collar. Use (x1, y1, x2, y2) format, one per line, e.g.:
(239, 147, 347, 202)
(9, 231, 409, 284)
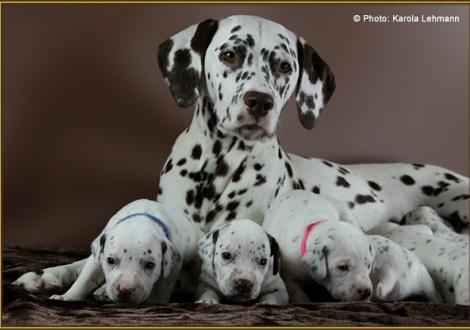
(13, 199, 203, 304)
(368, 235, 441, 303)
(369, 220, 469, 305)
(263, 190, 373, 303)
(196, 219, 288, 305)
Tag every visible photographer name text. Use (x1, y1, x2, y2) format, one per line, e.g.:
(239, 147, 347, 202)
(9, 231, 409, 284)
(355, 14, 460, 23)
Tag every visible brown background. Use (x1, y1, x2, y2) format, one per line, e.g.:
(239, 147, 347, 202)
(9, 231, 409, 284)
(2, 4, 468, 248)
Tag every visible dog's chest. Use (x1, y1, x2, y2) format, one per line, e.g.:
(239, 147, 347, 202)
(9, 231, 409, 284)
(158, 130, 286, 231)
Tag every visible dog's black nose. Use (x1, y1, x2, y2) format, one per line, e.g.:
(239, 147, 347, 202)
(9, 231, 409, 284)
(235, 278, 254, 294)
(357, 288, 372, 300)
(244, 91, 274, 119)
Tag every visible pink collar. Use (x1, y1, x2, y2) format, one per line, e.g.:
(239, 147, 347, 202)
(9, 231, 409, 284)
(300, 220, 327, 256)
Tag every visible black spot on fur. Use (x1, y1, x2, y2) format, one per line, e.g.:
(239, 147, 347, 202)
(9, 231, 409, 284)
(312, 186, 320, 194)
(355, 194, 375, 204)
(367, 181, 382, 191)
(285, 162, 293, 177)
(336, 176, 350, 188)
(444, 173, 460, 183)
(215, 158, 229, 176)
(323, 161, 333, 167)
(191, 144, 202, 160)
(400, 175, 416, 185)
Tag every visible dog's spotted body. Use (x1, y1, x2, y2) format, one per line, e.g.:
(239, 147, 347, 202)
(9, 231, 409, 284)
(13, 15, 469, 296)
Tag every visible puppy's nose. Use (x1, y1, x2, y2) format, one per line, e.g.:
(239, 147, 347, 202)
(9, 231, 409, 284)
(244, 91, 274, 119)
(235, 278, 254, 294)
(357, 288, 372, 300)
(117, 285, 135, 299)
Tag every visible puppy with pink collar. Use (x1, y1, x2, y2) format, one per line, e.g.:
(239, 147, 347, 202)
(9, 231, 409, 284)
(263, 190, 374, 303)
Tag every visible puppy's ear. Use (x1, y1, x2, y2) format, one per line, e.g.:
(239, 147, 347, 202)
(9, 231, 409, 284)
(158, 19, 219, 108)
(160, 239, 181, 279)
(267, 233, 281, 275)
(295, 37, 335, 129)
(90, 233, 106, 265)
(301, 244, 329, 282)
(197, 227, 222, 275)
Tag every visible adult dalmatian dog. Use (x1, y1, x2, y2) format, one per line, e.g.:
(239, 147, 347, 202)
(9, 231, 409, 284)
(13, 15, 469, 295)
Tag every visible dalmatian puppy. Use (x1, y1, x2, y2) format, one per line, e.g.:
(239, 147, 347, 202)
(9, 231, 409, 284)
(14, 199, 203, 304)
(369, 221, 469, 305)
(16, 15, 469, 296)
(263, 190, 374, 303)
(368, 235, 441, 303)
(400, 206, 468, 242)
(196, 219, 288, 305)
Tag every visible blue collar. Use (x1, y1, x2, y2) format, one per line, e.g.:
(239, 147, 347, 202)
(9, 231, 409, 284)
(116, 212, 171, 241)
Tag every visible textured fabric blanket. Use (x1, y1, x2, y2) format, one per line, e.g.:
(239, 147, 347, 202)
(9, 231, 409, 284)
(2, 247, 469, 326)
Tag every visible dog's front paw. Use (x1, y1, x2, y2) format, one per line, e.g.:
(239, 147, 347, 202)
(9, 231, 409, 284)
(49, 294, 67, 301)
(13, 271, 62, 293)
(93, 285, 109, 301)
(195, 298, 219, 304)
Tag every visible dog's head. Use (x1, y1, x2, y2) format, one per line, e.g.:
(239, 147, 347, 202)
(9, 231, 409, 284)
(158, 15, 335, 142)
(91, 218, 179, 304)
(197, 219, 280, 302)
(301, 221, 373, 302)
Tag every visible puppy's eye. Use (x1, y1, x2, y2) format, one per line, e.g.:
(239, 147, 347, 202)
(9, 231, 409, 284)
(337, 264, 349, 272)
(106, 257, 115, 265)
(221, 252, 232, 260)
(219, 51, 236, 64)
(144, 262, 155, 270)
(259, 258, 268, 266)
(279, 61, 292, 74)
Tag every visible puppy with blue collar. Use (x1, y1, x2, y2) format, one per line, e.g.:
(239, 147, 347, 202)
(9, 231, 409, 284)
(47, 199, 203, 304)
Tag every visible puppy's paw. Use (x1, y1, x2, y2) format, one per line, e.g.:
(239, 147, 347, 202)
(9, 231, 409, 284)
(13, 271, 62, 293)
(195, 298, 219, 304)
(375, 283, 393, 301)
(93, 286, 110, 302)
(49, 294, 67, 301)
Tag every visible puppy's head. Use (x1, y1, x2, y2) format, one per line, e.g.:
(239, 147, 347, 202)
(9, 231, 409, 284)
(301, 221, 373, 302)
(197, 219, 280, 302)
(158, 15, 335, 143)
(91, 218, 178, 304)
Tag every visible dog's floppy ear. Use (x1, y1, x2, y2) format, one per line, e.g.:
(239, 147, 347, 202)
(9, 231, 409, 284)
(267, 233, 281, 275)
(160, 239, 181, 279)
(295, 37, 336, 129)
(90, 233, 107, 265)
(158, 19, 219, 108)
(301, 244, 329, 282)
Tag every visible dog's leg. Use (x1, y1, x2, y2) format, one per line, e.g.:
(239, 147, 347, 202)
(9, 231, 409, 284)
(13, 258, 87, 293)
(93, 284, 109, 301)
(258, 277, 289, 305)
(455, 270, 469, 305)
(195, 282, 221, 304)
(49, 256, 103, 301)
(374, 269, 397, 302)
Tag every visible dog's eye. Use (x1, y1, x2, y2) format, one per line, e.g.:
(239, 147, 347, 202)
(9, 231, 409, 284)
(221, 252, 232, 260)
(219, 51, 236, 64)
(279, 61, 292, 74)
(259, 258, 268, 266)
(144, 262, 155, 270)
(106, 257, 116, 265)
(337, 264, 349, 272)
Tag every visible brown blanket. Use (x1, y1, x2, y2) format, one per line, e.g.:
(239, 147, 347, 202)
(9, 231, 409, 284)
(2, 247, 469, 326)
